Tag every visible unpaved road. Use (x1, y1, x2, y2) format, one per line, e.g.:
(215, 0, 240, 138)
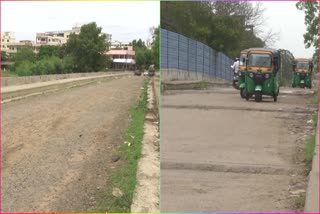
(2, 76, 144, 212)
(161, 86, 317, 212)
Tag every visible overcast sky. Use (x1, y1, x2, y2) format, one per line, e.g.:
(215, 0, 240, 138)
(2, 1, 314, 58)
(261, 1, 314, 58)
(2, 1, 160, 43)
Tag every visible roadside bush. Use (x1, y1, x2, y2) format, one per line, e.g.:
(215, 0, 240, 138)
(32, 60, 47, 75)
(15, 61, 34, 76)
(62, 55, 75, 73)
(51, 56, 63, 74)
(31, 57, 63, 75)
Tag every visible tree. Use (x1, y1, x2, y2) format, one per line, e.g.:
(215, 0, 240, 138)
(135, 49, 145, 70)
(1, 51, 8, 61)
(65, 22, 109, 72)
(14, 46, 35, 65)
(15, 61, 34, 76)
(131, 39, 147, 50)
(38, 45, 60, 59)
(160, 1, 267, 58)
(296, 1, 318, 49)
(150, 26, 160, 67)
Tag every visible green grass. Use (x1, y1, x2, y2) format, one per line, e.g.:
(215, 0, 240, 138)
(311, 90, 318, 104)
(312, 112, 318, 127)
(92, 80, 149, 212)
(304, 134, 316, 163)
(2, 71, 19, 77)
(196, 81, 208, 89)
(294, 193, 306, 211)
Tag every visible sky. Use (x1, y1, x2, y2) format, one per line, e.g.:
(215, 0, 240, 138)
(1, 1, 314, 59)
(261, 1, 314, 59)
(1, 1, 160, 43)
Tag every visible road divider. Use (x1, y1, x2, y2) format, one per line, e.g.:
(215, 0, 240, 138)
(2, 72, 132, 103)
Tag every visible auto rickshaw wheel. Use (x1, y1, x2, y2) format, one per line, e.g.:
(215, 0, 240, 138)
(255, 91, 262, 102)
(240, 88, 246, 99)
(245, 92, 250, 101)
(273, 94, 277, 102)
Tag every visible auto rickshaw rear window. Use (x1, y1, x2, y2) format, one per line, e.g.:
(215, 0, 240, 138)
(248, 54, 272, 68)
(296, 62, 309, 69)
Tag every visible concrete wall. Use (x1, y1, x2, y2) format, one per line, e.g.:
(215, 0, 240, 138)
(1, 71, 129, 87)
(161, 69, 231, 82)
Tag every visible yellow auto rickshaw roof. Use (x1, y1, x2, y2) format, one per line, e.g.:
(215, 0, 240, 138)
(295, 58, 311, 62)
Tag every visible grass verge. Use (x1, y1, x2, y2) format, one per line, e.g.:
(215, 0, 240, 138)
(92, 80, 148, 212)
(311, 89, 318, 104)
(304, 134, 316, 164)
(305, 110, 317, 164)
(293, 193, 306, 211)
(195, 81, 208, 89)
(2, 71, 19, 77)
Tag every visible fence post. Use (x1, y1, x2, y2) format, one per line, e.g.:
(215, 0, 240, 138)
(195, 42, 198, 80)
(203, 44, 205, 80)
(187, 38, 190, 79)
(178, 34, 180, 78)
(167, 30, 169, 78)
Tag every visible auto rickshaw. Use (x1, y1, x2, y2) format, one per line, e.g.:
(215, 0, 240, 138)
(238, 49, 248, 98)
(292, 58, 313, 88)
(243, 48, 280, 102)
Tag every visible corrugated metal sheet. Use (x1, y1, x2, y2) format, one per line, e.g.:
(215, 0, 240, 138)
(161, 29, 233, 81)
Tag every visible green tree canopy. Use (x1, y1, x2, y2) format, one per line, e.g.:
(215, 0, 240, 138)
(296, 1, 318, 49)
(135, 48, 146, 70)
(151, 26, 160, 67)
(131, 39, 147, 50)
(161, 1, 266, 58)
(65, 22, 109, 72)
(14, 46, 35, 65)
(38, 45, 60, 59)
(1, 51, 8, 61)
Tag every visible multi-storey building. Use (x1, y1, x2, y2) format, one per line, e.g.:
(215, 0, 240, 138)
(36, 25, 112, 46)
(106, 41, 135, 70)
(6, 40, 41, 57)
(1, 32, 16, 52)
(36, 26, 81, 45)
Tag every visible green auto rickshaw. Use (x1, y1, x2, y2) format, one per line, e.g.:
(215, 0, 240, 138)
(243, 48, 280, 102)
(292, 58, 313, 88)
(239, 49, 248, 98)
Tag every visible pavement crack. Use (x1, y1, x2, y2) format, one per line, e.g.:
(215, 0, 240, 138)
(161, 162, 299, 175)
(161, 104, 317, 114)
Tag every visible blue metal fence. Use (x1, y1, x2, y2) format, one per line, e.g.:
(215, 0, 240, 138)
(161, 29, 234, 81)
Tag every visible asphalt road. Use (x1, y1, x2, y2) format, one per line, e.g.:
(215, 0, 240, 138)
(2, 76, 144, 212)
(161, 86, 317, 212)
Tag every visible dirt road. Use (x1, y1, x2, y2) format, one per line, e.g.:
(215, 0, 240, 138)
(2, 76, 144, 212)
(161, 86, 317, 212)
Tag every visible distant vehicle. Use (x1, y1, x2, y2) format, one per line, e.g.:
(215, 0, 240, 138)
(238, 49, 248, 98)
(148, 64, 155, 77)
(242, 48, 281, 102)
(292, 58, 313, 89)
(134, 70, 142, 76)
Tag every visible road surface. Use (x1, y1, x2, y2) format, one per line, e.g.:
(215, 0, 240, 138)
(161, 86, 317, 212)
(2, 76, 144, 212)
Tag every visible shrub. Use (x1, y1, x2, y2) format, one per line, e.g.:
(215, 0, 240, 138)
(15, 61, 34, 76)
